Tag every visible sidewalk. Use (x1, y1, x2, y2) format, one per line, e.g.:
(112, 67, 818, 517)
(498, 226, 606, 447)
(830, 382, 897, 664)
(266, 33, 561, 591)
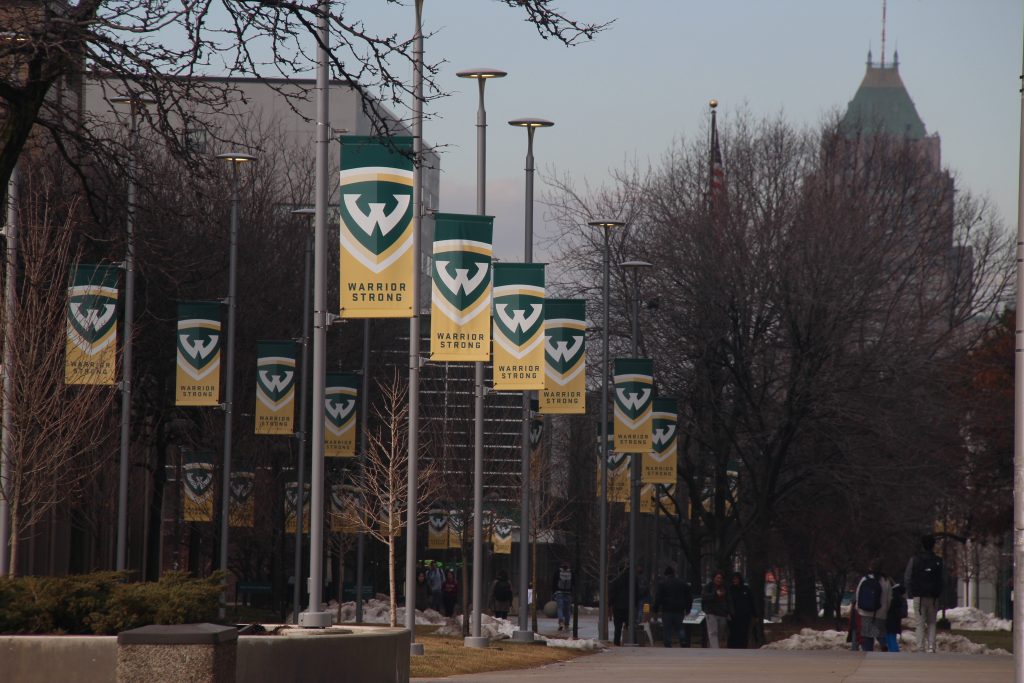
(414, 647, 1012, 683)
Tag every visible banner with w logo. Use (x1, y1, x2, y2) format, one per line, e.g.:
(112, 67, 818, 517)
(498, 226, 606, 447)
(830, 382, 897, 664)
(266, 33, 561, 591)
(625, 483, 657, 514)
(285, 481, 311, 533)
(613, 358, 654, 453)
(492, 518, 513, 554)
(325, 372, 358, 457)
(339, 136, 415, 318)
(601, 451, 630, 503)
(427, 508, 449, 550)
(430, 213, 493, 361)
(182, 450, 216, 522)
(229, 469, 255, 528)
(65, 264, 120, 385)
(176, 301, 222, 406)
(255, 340, 297, 435)
(492, 263, 545, 391)
(656, 483, 679, 518)
(539, 299, 586, 414)
(330, 479, 362, 533)
(643, 397, 677, 484)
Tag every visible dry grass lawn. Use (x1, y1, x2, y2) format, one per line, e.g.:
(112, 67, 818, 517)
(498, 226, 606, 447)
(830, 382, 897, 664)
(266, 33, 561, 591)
(410, 630, 594, 679)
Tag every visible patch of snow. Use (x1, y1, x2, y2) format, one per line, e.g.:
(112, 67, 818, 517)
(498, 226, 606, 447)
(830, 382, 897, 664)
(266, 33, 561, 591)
(330, 598, 447, 626)
(762, 627, 1009, 656)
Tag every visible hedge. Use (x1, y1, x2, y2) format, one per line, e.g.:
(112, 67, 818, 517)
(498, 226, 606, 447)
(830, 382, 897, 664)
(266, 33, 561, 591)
(0, 571, 223, 635)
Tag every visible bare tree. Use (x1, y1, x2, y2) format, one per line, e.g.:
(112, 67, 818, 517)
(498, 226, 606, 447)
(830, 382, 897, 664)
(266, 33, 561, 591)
(345, 370, 438, 627)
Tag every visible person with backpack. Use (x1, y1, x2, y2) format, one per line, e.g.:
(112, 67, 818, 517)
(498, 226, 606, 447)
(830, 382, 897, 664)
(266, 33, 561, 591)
(904, 534, 944, 653)
(426, 561, 444, 612)
(490, 569, 513, 620)
(701, 570, 732, 648)
(885, 583, 909, 652)
(551, 561, 575, 632)
(854, 560, 892, 651)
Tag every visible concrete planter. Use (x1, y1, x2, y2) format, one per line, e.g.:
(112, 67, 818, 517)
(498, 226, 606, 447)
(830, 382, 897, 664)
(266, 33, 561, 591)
(0, 625, 410, 683)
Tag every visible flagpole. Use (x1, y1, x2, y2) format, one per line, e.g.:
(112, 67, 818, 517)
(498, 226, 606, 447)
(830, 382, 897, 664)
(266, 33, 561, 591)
(1011, 14, 1024, 680)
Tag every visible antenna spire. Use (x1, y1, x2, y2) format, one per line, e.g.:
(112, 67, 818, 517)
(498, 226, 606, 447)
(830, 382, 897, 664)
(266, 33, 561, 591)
(880, 0, 887, 67)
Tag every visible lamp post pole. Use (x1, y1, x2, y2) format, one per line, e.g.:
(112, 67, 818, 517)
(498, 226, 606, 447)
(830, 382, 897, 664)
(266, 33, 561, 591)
(0, 165, 16, 576)
(588, 220, 623, 642)
(214, 151, 256, 618)
(621, 259, 650, 645)
(405, 0, 425, 653)
(111, 95, 154, 573)
(299, 0, 333, 629)
(290, 207, 315, 623)
(458, 67, 506, 649)
(356, 317, 369, 622)
(509, 117, 553, 642)
(1011, 21, 1024, 682)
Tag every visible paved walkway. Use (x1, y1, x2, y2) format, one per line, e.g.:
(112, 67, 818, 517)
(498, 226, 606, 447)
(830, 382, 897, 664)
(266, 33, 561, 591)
(414, 647, 1012, 682)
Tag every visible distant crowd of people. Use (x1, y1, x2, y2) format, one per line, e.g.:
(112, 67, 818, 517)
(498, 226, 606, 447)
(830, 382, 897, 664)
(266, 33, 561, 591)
(410, 533, 944, 651)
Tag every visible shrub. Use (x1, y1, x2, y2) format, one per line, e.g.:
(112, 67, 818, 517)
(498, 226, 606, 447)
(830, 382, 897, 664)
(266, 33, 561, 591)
(0, 571, 223, 635)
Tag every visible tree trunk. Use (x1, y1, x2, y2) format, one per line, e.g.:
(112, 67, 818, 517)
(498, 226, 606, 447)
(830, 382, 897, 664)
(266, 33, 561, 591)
(388, 534, 397, 628)
(145, 440, 168, 582)
(531, 530, 538, 632)
(461, 531, 470, 636)
(8, 504, 18, 576)
(792, 561, 818, 621)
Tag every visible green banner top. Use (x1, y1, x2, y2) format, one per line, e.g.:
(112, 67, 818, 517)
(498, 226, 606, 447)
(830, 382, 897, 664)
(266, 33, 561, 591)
(70, 263, 120, 288)
(492, 262, 545, 289)
(433, 213, 494, 244)
(178, 301, 222, 321)
(339, 136, 413, 171)
(613, 357, 653, 377)
(545, 298, 586, 320)
(653, 397, 677, 414)
(257, 340, 297, 360)
(325, 372, 360, 392)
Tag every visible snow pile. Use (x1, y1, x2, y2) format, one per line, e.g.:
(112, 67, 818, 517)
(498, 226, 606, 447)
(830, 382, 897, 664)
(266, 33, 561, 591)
(926, 606, 1011, 632)
(432, 615, 603, 650)
(332, 598, 447, 626)
(542, 636, 604, 651)
(763, 628, 1009, 656)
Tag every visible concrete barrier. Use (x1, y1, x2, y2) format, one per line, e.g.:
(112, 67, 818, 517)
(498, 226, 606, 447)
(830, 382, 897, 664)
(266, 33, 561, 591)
(1, 625, 409, 683)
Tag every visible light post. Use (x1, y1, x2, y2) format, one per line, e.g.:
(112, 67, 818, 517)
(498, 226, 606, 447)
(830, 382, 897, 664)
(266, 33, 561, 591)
(458, 66, 506, 649)
(588, 220, 624, 642)
(620, 259, 651, 645)
(215, 151, 257, 618)
(299, 0, 333, 630)
(405, 0, 426, 653)
(1012, 22, 1024, 682)
(290, 207, 315, 623)
(508, 116, 553, 642)
(111, 94, 154, 573)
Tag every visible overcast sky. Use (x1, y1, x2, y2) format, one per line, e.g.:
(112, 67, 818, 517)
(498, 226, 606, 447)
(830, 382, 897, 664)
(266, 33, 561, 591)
(343, 0, 1021, 267)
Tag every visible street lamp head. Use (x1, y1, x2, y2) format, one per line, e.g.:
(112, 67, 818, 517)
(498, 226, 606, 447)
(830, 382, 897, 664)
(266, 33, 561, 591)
(216, 152, 258, 164)
(588, 220, 626, 230)
(457, 68, 508, 79)
(620, 260, 653, 271)
(508, 118, 554, 129)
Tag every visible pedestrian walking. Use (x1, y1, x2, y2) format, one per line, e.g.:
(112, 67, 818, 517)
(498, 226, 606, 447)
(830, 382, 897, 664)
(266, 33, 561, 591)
(490, 569, 513, 620)
(727, 572, 757, 649)
(885, 582, 908, 652)
(855, 560, 892, 652)
(904, 534, 944, 653)
(701, 570, 731, 648)
(414, 569, 430, 612)
(551, 561, 575, 632)
(426, 561, 444, 612)
(442, 569, 459, 617)
(653, 566, 693, 647)
(609, 566, 631, 646)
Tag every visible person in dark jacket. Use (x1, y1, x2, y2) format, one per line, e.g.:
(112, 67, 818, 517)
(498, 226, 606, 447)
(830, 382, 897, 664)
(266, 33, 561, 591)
(727, 572, 757, 648)
(490, 569, 513, 619)
(653, 566, 693, 647)
(442, 569, 459, 617)
(701, 570, 731, 648)
(414, 570, 430, 612)
(551, 561, 575, 631)
(609, 566, 631, 646)
(885, 583, 908, 652)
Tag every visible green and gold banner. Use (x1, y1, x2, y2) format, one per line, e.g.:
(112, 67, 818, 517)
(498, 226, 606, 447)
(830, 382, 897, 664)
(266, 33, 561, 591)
(325, 372, 358, 457)
(65, 264, 120, 385)
(229, 469, 255, 528)
(427, 509, 449, 550)
(642, 398, 677, 484)
(539, 299, 586, 414)
(330, 482, 362, 533)
(182, 450, 215, 522)
(176, 301, 222, 406)
(430, 213, 493, 361)
(492, 518, 513, 554)
(606, 452, 631, 503)
(657, 483, 679, 518)
(492, 263, 545, 390)
(285, 481, 310, 534)
(447, 511, 464, 549)
(625, 483, 656, 514)
(339, 136, 415, 318)
(613, 358, 654, 453)
(255, 341, 297, 435)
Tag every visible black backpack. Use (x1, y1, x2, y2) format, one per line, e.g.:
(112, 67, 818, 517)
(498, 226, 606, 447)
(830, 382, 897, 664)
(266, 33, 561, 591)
(495, 580, 512, 602)
(911, 554, 944, 598)
(857, 575, 883, 613)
